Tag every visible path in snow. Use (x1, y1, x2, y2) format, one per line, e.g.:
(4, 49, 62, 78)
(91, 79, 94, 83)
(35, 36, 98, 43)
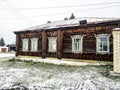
(0, 53, 15, 58)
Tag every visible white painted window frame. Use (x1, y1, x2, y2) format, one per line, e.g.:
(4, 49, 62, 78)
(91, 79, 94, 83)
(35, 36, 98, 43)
(71, 35, 83, 53)
(22, 38, 29, 52)
(30, 38, 38, 52)
(95, 34, 110, 54)
(48, 37, 57, 52)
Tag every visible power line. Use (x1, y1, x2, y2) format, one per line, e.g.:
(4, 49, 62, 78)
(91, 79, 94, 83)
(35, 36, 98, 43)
(2, 1, 34, 26)
(15, 4, 120, 17)
(0, 4, 120, 19)
(40, 4, 120, 17)
(0, 23, 14, 33)
(74, 4, 120, 13)
(0, 1, 120, 10)
(0, 0, 8, 3)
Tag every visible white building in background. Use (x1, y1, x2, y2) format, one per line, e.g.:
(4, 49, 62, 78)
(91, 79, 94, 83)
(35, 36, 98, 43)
(0, 46, 8, 52)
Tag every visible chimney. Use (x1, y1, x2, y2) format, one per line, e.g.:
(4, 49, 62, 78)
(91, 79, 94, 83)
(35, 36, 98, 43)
(64, 17, 68, 20)
(47, 21, 51, 23)
(79, 20, 87, 25)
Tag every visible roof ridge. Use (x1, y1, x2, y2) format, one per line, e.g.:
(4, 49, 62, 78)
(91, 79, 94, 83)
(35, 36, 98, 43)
(16, 17, 120, 32)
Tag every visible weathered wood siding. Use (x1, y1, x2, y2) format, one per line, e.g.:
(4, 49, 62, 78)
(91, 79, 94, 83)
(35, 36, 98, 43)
(18, 31, 42, 56)
(62, 24, 117, 61)
(46, 31, 58, 58)
(15, 23, 118, 61)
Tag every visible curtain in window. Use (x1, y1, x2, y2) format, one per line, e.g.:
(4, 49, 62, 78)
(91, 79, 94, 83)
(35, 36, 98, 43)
(48, 37, 57, 52)
(31, 38, 38, 52)
(22, 39, 29, 51)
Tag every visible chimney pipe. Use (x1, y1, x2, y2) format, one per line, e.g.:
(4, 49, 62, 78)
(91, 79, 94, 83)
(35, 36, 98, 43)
(47, 21, 51, 23)
(79, 20, 87, 25)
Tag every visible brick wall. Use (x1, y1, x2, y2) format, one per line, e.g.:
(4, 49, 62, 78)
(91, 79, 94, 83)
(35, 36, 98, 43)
(112, 28, 120, 73)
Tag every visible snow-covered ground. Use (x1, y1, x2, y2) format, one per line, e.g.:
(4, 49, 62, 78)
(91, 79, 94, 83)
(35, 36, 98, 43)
(0, 58, 120, 90)
(0, 53, 15, 58)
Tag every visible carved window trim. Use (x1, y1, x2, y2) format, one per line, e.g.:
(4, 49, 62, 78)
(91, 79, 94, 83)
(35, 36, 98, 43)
(71, 35, 83, 53)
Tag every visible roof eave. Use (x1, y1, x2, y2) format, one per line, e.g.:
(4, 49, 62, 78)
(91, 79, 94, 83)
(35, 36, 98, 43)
(14, 19, 120, 34)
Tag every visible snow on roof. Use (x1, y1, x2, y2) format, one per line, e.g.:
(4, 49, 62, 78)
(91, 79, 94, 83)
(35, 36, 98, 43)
(20, 17, 120, 31)
(113, 28, 120, 31)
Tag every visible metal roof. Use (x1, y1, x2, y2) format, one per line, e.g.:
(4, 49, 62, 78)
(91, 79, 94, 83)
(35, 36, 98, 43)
(15, 17, 120, 32)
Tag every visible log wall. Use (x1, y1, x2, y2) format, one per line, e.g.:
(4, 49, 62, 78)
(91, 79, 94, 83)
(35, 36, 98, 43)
(15, 24, 118, 61)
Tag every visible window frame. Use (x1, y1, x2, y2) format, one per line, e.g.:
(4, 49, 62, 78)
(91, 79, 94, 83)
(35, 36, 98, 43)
(22, 38, 29, 52)
(96, 34, 110, 54)
(48, 37, 57, 52)
(30, 38, 38, 52)
(71, 35, 83, 53)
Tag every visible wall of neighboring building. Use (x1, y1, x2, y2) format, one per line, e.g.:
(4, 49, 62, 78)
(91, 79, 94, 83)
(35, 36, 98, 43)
(112, 28, 120, 73)
(15, 23, 118, 61)
(0, 46, 8, 52)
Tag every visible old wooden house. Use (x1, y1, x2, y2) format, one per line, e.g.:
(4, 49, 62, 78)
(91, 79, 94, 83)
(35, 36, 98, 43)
(14, 18, 120, 61)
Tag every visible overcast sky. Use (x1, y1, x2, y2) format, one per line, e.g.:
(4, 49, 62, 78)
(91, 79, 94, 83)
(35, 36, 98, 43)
(0, 0, 120, 44)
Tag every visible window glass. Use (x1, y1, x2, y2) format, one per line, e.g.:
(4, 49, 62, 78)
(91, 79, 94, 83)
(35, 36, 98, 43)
(48, 37, 57, 52)
(96, 35, 110, 53)
(22, 39, 29, 52)
(31, 38, 38, 52)
(98, 37, 108, 52)
(71, 35, 83, 53)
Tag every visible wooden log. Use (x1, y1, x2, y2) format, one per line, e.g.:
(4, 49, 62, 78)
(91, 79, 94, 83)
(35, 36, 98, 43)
(42, 31, 47, 58)
(57, 30, 63, 59)
(15, 34, 20, 56)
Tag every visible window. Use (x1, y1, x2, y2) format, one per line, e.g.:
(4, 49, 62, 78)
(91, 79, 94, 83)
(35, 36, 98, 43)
(22, 38, 29, 52)
(30, 38, 38, 52)
(71, 35, 83, 53)
(48, 37, 57, 52)
(96, 34, 110, 53)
